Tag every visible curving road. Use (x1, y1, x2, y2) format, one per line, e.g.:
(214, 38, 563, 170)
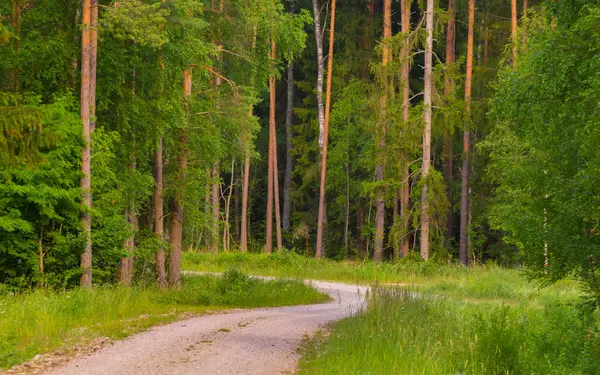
(48, 280, 368, 375)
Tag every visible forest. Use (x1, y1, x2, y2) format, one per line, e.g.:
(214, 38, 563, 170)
(2, 0, 600, 373)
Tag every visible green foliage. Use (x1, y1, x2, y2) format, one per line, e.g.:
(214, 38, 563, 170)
(485, 3, 600, 303)
(298, 287, 598, 375)
(101, 0, 169, 47)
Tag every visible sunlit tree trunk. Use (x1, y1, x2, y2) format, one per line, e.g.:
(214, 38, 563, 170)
(373, 0, 391, 262)
(154, 137, 166, 287)
(460, 0, 475, 266)
(268, 39, 283, 252)
(240, 25, 257, 253)
(283, 62, 294, 234)
(211, 162, 220, 254)
(167, 68, 192, 287)
(80, 0, 93, 287)
(315, 0, 337, 258)
(311, 0, 325, 150)
(9, 0, 20, 92)
(399, 0, 411, 259)
(511, 0, 518, 67)
(420, 0, 434, 261)
(240, 156, 250, 252)
(442, 0, 456, 246)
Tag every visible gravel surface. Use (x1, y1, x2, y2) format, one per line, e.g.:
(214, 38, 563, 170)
(47, 280, 368, 375)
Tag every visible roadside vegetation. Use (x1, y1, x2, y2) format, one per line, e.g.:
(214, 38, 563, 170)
(297, 287, 600, 375)
(185, 252, 599, 375)
(0, 271, 328, 370)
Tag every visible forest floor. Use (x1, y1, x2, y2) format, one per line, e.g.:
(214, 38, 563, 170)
(37, 280, 367, 375)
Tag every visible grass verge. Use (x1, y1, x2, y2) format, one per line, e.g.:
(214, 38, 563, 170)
(183, 252, 582, 305)
(297, 287, 600, 375)
(0, 270, 328, 369)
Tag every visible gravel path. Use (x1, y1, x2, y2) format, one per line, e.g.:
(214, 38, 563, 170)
(47, 280, 368, 375)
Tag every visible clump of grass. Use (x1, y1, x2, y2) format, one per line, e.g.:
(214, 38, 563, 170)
(297, 287, 600, 375)
(0, 271, 327, 370)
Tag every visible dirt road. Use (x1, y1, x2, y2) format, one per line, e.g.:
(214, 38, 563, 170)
(47, 280, 368, 375)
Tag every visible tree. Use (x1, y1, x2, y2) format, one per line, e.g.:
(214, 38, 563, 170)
(372, 0, 392, 262)
(420, 0, 434, 260)
(267, 38, 283, 253)
(396, 0, 412, 259)
(283, 61, 294, 234)
(443, 0, 456, 246)
(315, 0, 337, 257)
(80, 0, 93, 287)
(486, 3, 600, 304)
(459, 0, 475, 266)
(511, 0, 518, 67)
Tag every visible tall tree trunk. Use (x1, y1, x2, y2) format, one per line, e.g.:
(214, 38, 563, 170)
(240, 25, 257, 253)
(312, 0, 326, 150)
(167, 69, 192, 287)
(460, 0, 475, 266)
(357, 201, 365, 258)
(154, 0, 167, 286)
(154, 138, 166, 287)
(80, 0, 93, 287)
(265, 51, 274, 254)
(223, 159, 235, 251)
(283, 62, 294, 234)
(268, 39, 283, 252)
(240, 156, 250, 252)
(234, 172, 241, 242)
(211, 162, 220, 254)
(10, 0, 20, 92)
(315, 0, 337, 258)
(373, 0, 392, 262)
(420, 0, 434, 261)
(511, 0, 518, 67)
(442, 0, 456, 246)
(399, 0, 411, 259)
(119, 160, 136, 286)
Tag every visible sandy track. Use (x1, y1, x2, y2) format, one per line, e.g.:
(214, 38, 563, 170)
(47, 280, 368, 375)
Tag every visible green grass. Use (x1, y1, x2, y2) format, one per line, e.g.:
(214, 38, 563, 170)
(185, 252, 597, 374)
(297, 288, 600, 375)
(183, 252, 582, 305)
(0, 270, 328, 369)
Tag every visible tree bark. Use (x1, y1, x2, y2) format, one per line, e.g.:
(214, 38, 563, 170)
(312, 0, 326, 150)
(268, 39, 283, 252)
(168, 68, 192, 287)
(234, 171, 241, 242)
(283, 62, 294, 233)
(442, 0, 456, 246)
(223, 159, 235, 251)
(9, 0, 20, 92)
(154, 138, 166, 287)
(373, 0, 392, 262)
(80, 0, 93, 287)
(211, 162, 220, 254)
(241, 156, 250, 252)
(315, 0, 337, 258)
(460, 0, 475, 266)
(511, 0, 518, 67)
(119, 159, 136, 286)
(420, 0, 434, 261)
(399, 0, 411, 259)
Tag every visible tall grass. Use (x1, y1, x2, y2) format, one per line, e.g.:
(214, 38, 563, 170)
(183, 252, 581, 304)
(297, 288, 600, 375)
(0, 271, 328, 369)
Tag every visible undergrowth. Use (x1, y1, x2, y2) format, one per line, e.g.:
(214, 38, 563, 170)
(297, 288, 600, 375)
